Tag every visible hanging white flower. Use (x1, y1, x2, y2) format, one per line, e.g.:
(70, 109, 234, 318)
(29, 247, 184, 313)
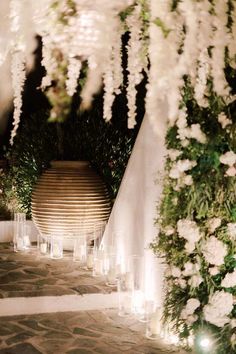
(218, 112, 232, 129)
(219, 151, 236, 167)
(221, 270, 236, 288)
(202, 236, 227, 266)
(207, 218, 222, 234)
(66, 57, 82, 97)
(227, 223, 236, 240)
(126, 4, 145, 129)
(10, 51, 26, 145)
(203, 291, 233, 327)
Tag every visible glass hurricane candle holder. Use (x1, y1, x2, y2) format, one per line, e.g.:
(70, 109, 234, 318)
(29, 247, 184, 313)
(73, 236, 87, 266)
(13, 212, 26, 252)
(50, 236, 63, 259)
(86, 246, 94, 270)
(117, 272, 133, 317)
(37, 234, 50, 255)
(105, 253, 118, 286)
(145, 306, 162, 340)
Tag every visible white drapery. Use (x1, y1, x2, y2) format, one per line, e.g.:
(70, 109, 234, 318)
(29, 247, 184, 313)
(102, 112, 167, 305)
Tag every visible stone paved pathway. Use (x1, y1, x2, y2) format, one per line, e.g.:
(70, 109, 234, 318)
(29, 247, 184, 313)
(0, 243, 115, 298)
(0, 244, 189, 353)
(0, 310, 187, 354)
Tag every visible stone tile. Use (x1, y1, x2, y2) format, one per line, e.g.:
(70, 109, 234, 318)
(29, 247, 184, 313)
(19, 320, 47, 332)
(71, 338, 97, 348)
(6, 331, 35, 345)
(0, 343, 42, 354)
(24, 268, 49, 277)
(73, 328, 101, 338)
(66, 349, 93, 354)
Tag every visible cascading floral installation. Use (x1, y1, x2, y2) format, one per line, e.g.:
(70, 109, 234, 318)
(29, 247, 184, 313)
(1, 0, 236, 351)
(149, 1, 236, 352)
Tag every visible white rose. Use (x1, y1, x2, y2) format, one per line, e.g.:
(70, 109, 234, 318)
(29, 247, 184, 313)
(171, 266, 182, 278)
(219, 151, 236, 167)
(218, 112, 232, 129)
(168, 149, 182, 161)
(181, 139, 189, 147)
(207, 218, 221, 233)
(203, 291, 233, 327)
(185, 241, 196, 253)
(221, 270, 236, 288)
(209, 266, 219, 276)
(178, 278, 187, 289)
(182, 175, 193, 186)
(228, 223, 236, 240)
(189, 124, 207, 144)
(169, 166, 182, 179)
(181, 298, 200, 320)
(176, 159, 197, 172)
(177, 220, 201, 253)
(202, 236, 227, 266)
(183, 262, 200, 276)
(225, 166, 236, 176)
(188, 274, 203, 288)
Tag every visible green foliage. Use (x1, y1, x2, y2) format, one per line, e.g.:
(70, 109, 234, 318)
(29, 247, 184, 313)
(151, 68, 236, 353)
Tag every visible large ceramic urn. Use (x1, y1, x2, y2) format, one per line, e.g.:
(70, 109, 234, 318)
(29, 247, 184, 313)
(31, 161, 111, 238)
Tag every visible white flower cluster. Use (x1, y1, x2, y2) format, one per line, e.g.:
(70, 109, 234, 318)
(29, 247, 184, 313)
(103, 29, 123, 122)
(176, 110, 207, 146)
(202, 236, 227, 266)
(180, 298, 200, 325)
(219, 151, 236, 177)
(177, 219, 201, 253)
(207, 218, 221, 234)
(218, 112, 232, 129)
(10, 51, 26, 145)
(203, 291, 233, 327)
(66, 57, 82, 97)
(169, 159, 196, 190)
(126, 5, 145, 129)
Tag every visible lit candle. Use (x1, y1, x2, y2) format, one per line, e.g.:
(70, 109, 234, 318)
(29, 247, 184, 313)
(23, 235, 30, 248)
(52, 243, 62, 258)
(86, 254, 94, 269)
(40, 242, 47, 254)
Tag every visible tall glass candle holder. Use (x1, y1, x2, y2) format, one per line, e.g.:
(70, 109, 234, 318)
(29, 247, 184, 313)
(38, 234, 50, 255)
(73, 236, 87, 266)
(93, 249, 105, 277)
(13, 212, 26, 252)
(117, 272, 133, 317)
(86, 246, 94, 270)
(145, 306, 162, 340)
(50, 236, 63, 259)
(105, 253, 117, 286)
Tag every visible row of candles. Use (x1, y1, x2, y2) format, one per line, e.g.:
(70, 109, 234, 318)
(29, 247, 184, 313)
(13, 212, 181, 344)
